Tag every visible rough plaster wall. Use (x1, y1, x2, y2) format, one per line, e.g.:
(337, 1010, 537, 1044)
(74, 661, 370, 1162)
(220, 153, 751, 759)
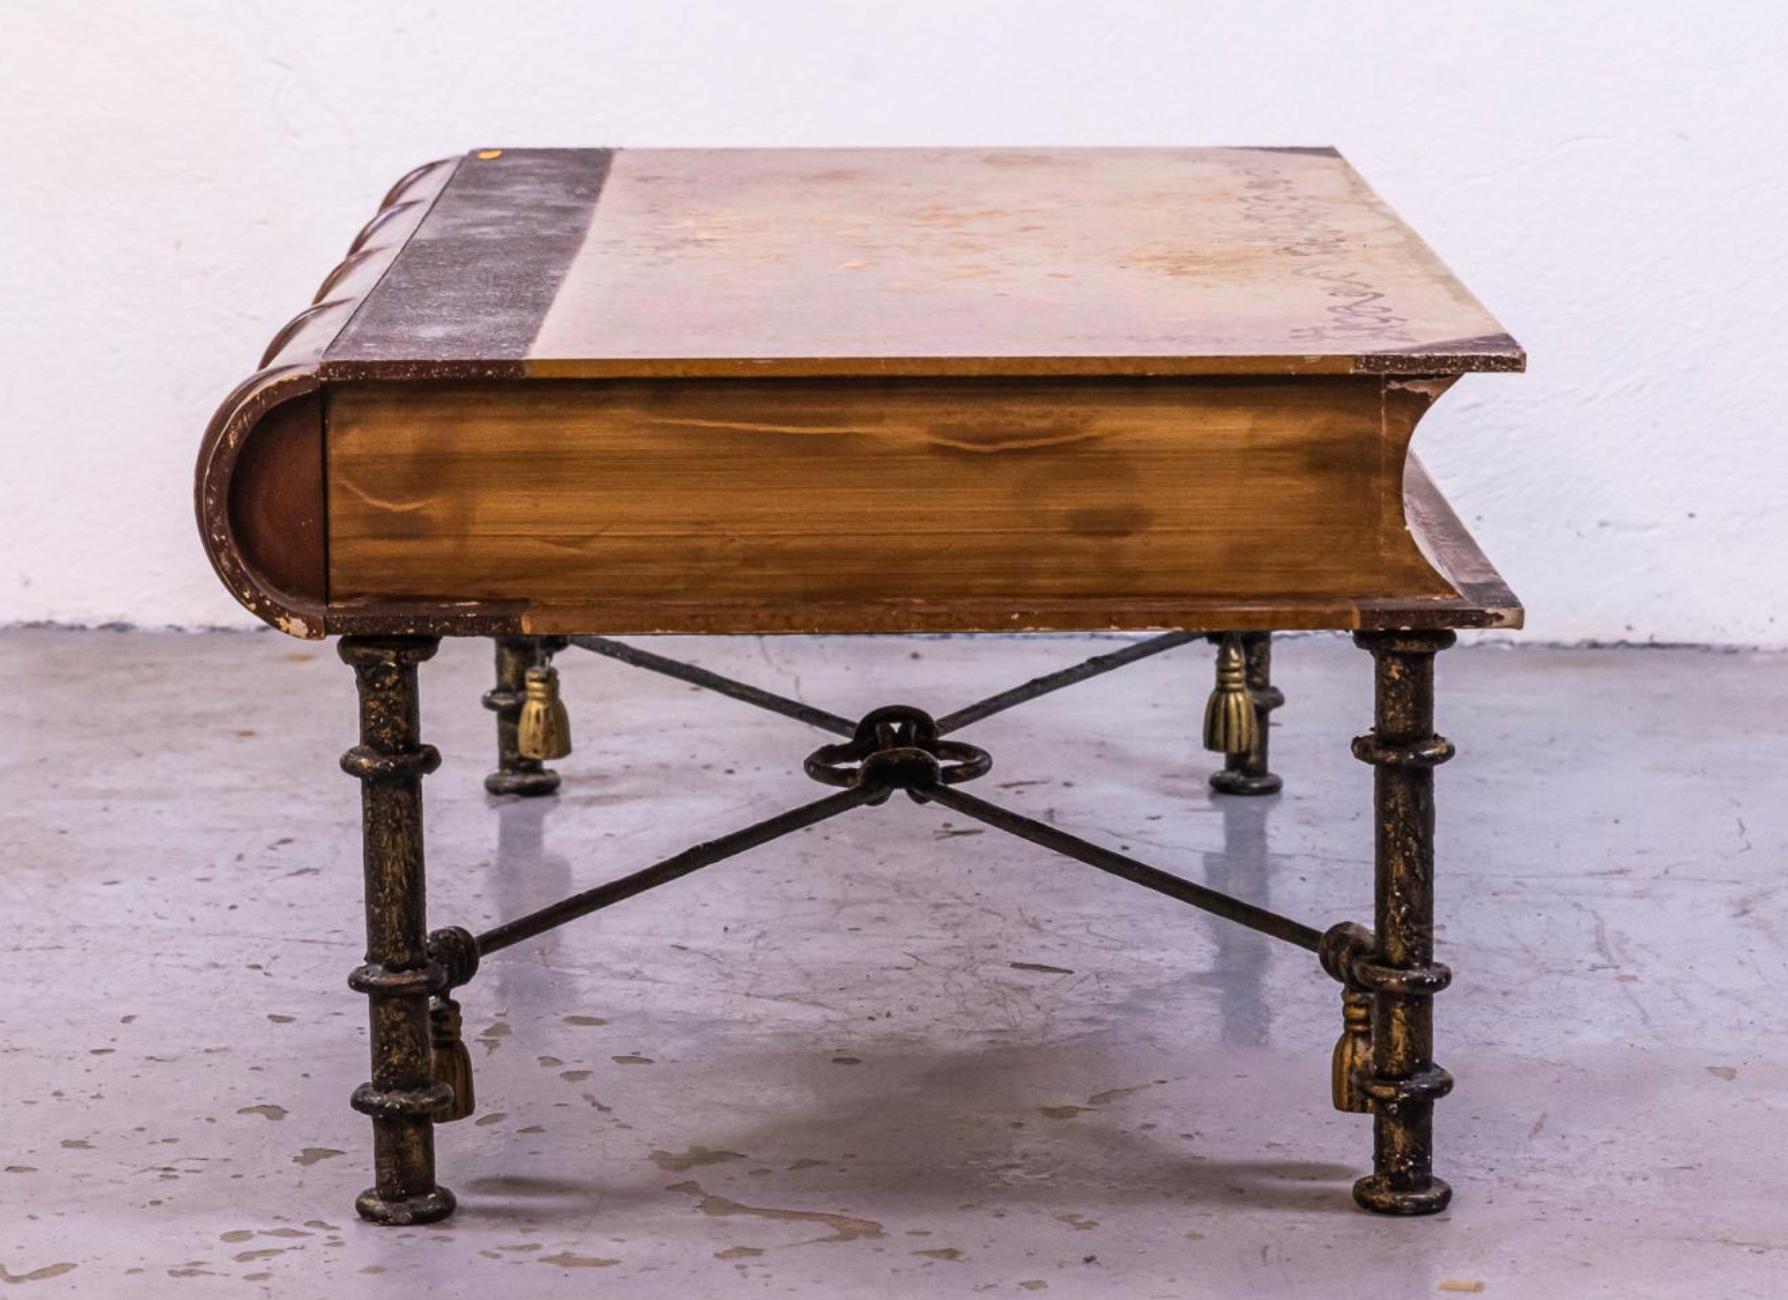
(3, 2, 1785, 643)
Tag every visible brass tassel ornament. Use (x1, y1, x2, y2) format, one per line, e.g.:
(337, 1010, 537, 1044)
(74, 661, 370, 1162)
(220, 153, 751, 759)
(1332, 988, 1374, 1113)
(517, 664, 572, 761)
(430, 995, 475, 1123)
(1203, 634, 1259, 756)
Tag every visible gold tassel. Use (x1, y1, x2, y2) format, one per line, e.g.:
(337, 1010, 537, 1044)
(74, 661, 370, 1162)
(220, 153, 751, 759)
(430, 996, 475, 1123)
(517, 664, 571, 761)
(1331, 988, 1373, 1113)
(1202, 634, 1259, 756)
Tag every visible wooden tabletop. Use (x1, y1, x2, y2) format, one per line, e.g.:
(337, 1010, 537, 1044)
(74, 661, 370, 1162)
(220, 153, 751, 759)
(324, 147, 1520, 380)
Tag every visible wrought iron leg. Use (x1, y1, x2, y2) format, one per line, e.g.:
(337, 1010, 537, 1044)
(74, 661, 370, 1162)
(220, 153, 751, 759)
(483, 636, 567, 796)
(1208, 631, 1284, 796)
(339, 636, 456, 1226)
(1350, 630, 1456, 1215)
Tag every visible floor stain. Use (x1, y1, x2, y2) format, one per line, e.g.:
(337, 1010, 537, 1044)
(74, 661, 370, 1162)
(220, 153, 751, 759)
(538, 1251, 619, 1269)
(1010, 961, 1075, 975)
(1040, 1106, 1094, 1120)
(650, 1146, 747, 1172)
(563, 1015, 608, 1027)
(667, 1180, 885, 1243)
(236, 1104, 287, 1122)
(292, 1148, 344, 1167)
(1707, 1066, 1738, 1081)
(912, 1247, 964, 1261)
(1438, 1283, 1486, 1295)
(715, 1246, 764, 1260)
(0, 1263, 78, 1284)
(1057, 1213, 1100, 1231)
(787, 1158, 829, 1171)
(612, 1055, 655, 1066)
(560, 1070, 592, 1082)
(1085, 1081, 1164, 1106)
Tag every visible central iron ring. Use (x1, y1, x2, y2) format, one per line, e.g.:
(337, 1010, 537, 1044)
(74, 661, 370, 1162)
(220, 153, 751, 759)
(803, 705, 992, 803)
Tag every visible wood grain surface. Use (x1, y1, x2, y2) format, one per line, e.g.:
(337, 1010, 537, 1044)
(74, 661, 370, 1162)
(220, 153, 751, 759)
(324, 376, 1467, 633)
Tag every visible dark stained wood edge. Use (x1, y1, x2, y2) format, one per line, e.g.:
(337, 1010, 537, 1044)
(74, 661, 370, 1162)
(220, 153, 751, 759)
(1358, 332, 1525, 374)
(1236, 145, 1342, 158)
(320, 353, 1518, 381)
(323, 598, 533, 639)
(320, 583, 1516, 638)
(196, 157, 461, 637)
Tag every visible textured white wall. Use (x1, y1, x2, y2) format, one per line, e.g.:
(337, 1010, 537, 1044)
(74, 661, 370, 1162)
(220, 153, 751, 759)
(4, 2, 1785, 643)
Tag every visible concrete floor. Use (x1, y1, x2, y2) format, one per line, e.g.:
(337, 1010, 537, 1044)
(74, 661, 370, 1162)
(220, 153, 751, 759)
(1, 629, 1784, 1298)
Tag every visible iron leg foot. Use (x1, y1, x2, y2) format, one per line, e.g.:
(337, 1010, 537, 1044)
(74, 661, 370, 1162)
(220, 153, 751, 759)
(484, 636, 566, 796)
(340, 635, 455, 1226)
(1208, 632, 1284, 796)
(1350, 629, 1456, 1216)
(354, 1185, 457, 1226)
(485, 770, 560, 797)
(1352, 1172, 1453, 1216)
(1208, 768, 1283, 797)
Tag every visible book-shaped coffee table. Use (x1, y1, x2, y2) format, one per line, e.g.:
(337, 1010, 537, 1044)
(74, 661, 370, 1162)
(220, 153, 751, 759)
(197, 147, 1522, 1224)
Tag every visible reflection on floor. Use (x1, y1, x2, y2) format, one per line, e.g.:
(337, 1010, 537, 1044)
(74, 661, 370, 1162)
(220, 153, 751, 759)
(2, 629, 1783, 1298)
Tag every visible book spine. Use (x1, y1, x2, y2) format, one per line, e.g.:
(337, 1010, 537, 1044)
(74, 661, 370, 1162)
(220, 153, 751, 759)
(194, 157, 461, 637)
